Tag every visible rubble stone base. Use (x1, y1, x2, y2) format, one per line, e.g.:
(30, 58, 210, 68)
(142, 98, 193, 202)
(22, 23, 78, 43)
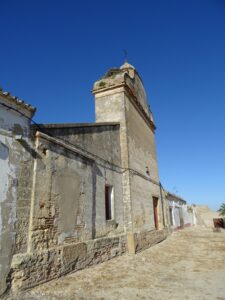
(10, 234, 127, 292)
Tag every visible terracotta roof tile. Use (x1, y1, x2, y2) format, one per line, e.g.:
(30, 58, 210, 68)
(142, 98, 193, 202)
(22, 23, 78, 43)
(0, 88, 36, 113)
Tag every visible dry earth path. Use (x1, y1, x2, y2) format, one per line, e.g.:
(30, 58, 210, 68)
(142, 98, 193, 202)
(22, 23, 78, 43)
(6, 227, 225, 300)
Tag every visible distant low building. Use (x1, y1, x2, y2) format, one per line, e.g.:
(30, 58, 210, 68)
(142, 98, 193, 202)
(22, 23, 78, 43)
(166, 192, 195, 230)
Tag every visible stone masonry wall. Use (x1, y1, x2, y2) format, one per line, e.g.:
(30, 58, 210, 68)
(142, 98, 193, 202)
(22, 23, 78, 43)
(28, 134, 94, 251)
(134, 228, 169, 253)
(32, 124, 124, 239)
(10, 234, 127, 292)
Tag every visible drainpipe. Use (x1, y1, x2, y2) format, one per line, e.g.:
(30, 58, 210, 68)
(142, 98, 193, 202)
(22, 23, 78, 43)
(159, 182, 166, 227)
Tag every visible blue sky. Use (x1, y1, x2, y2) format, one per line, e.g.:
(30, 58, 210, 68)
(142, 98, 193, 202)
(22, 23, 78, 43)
(1, 0, 225, 210)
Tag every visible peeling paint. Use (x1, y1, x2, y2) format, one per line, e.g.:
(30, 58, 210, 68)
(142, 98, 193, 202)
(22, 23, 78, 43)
(0, 96, 34, 294)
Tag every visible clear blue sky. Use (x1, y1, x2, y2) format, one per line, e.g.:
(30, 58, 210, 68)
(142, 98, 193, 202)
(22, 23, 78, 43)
(1, 0, 225, 211)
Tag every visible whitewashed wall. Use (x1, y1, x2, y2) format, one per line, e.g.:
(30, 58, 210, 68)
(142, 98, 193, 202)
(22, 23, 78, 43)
(168, 199, 194, 229)
(0, 97, 33, 294)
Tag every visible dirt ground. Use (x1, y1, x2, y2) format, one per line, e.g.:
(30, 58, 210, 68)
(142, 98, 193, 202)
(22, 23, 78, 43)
(6, 227, 225, 300)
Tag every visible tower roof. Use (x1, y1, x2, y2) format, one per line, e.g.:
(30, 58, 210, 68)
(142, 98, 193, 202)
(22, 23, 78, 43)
(93, 62, 156, 131)
(120, 61, 135, 70)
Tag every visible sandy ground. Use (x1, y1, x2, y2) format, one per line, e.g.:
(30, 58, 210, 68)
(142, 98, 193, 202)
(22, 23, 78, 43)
(5, 227, 225, 300)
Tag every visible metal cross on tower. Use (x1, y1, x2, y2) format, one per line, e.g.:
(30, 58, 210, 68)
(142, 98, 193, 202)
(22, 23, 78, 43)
(123, 49, 128, 62)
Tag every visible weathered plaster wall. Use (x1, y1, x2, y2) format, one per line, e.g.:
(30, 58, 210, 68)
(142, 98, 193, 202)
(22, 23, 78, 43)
(125, 95, 158, 180)
(9, 131, 126, 291)
(39, 123, 121, 164)
(1, 63, 171, 294)
(0, 97, 34, 294)
(182, 205, 193, 226)
(124, 70, 154, 123)
(124, 94, 163, 232)
(93, 69, 167, 237)
(35, 124, 124, 238)
(28, 134, 95, 251)
(167, 195, 194, 229)
(94, 89, 133, 232)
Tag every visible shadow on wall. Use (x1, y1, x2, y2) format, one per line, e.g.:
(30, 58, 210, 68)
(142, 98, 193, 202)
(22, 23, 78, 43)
(0, 141, 9, 160)
(18, 140, 41, 159)
(0, 139, 41, 160)
(91, 164, 103, 239)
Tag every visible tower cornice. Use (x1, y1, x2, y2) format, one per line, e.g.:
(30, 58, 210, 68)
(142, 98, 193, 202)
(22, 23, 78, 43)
(92, 82, 156, 133)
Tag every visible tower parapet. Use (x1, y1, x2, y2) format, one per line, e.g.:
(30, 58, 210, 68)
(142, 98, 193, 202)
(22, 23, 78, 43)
(93, 62, 155, 132)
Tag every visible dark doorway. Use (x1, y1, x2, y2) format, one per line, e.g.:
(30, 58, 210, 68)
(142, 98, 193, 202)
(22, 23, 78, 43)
(179, 207, 184, 228)
(169, 207, 173, 226)
(105, 185, 113, 220)
(153, 197, 159, 230)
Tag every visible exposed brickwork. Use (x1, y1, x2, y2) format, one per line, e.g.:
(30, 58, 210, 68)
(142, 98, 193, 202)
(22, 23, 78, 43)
(15, 159, 34, 253)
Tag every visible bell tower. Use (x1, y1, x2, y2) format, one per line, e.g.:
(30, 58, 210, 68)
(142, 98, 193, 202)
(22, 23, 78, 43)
(92, 62, 162, 236)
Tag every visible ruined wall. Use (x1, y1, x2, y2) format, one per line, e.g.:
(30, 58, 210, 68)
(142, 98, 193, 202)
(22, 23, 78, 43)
(0, 95, 35, 294)
(9, 130, 126, 291)
(36, 124, 124, 238)
(28, 133, 95, 250)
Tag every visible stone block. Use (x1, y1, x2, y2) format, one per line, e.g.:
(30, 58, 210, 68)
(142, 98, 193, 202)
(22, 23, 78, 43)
(127, 233, 136, 254)
(62, 242, 87, 267)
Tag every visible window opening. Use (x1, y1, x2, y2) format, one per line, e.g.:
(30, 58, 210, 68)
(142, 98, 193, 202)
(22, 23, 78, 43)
(105, 185, 113, 220)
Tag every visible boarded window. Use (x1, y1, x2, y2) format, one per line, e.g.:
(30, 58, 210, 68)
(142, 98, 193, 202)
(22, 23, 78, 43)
(105, 185, 113, 220)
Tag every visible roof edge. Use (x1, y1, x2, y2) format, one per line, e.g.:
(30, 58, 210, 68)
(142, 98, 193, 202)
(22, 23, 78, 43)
(32, 122, 120, 129)
(166, 191, 186, 204)
(0, 89, 36, 114)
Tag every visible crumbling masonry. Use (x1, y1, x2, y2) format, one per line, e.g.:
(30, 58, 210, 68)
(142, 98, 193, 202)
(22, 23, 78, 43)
(0, 62, 171, 295)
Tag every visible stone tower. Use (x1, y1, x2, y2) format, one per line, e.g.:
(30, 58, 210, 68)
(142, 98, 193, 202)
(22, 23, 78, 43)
(93, 62, 164, 239)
